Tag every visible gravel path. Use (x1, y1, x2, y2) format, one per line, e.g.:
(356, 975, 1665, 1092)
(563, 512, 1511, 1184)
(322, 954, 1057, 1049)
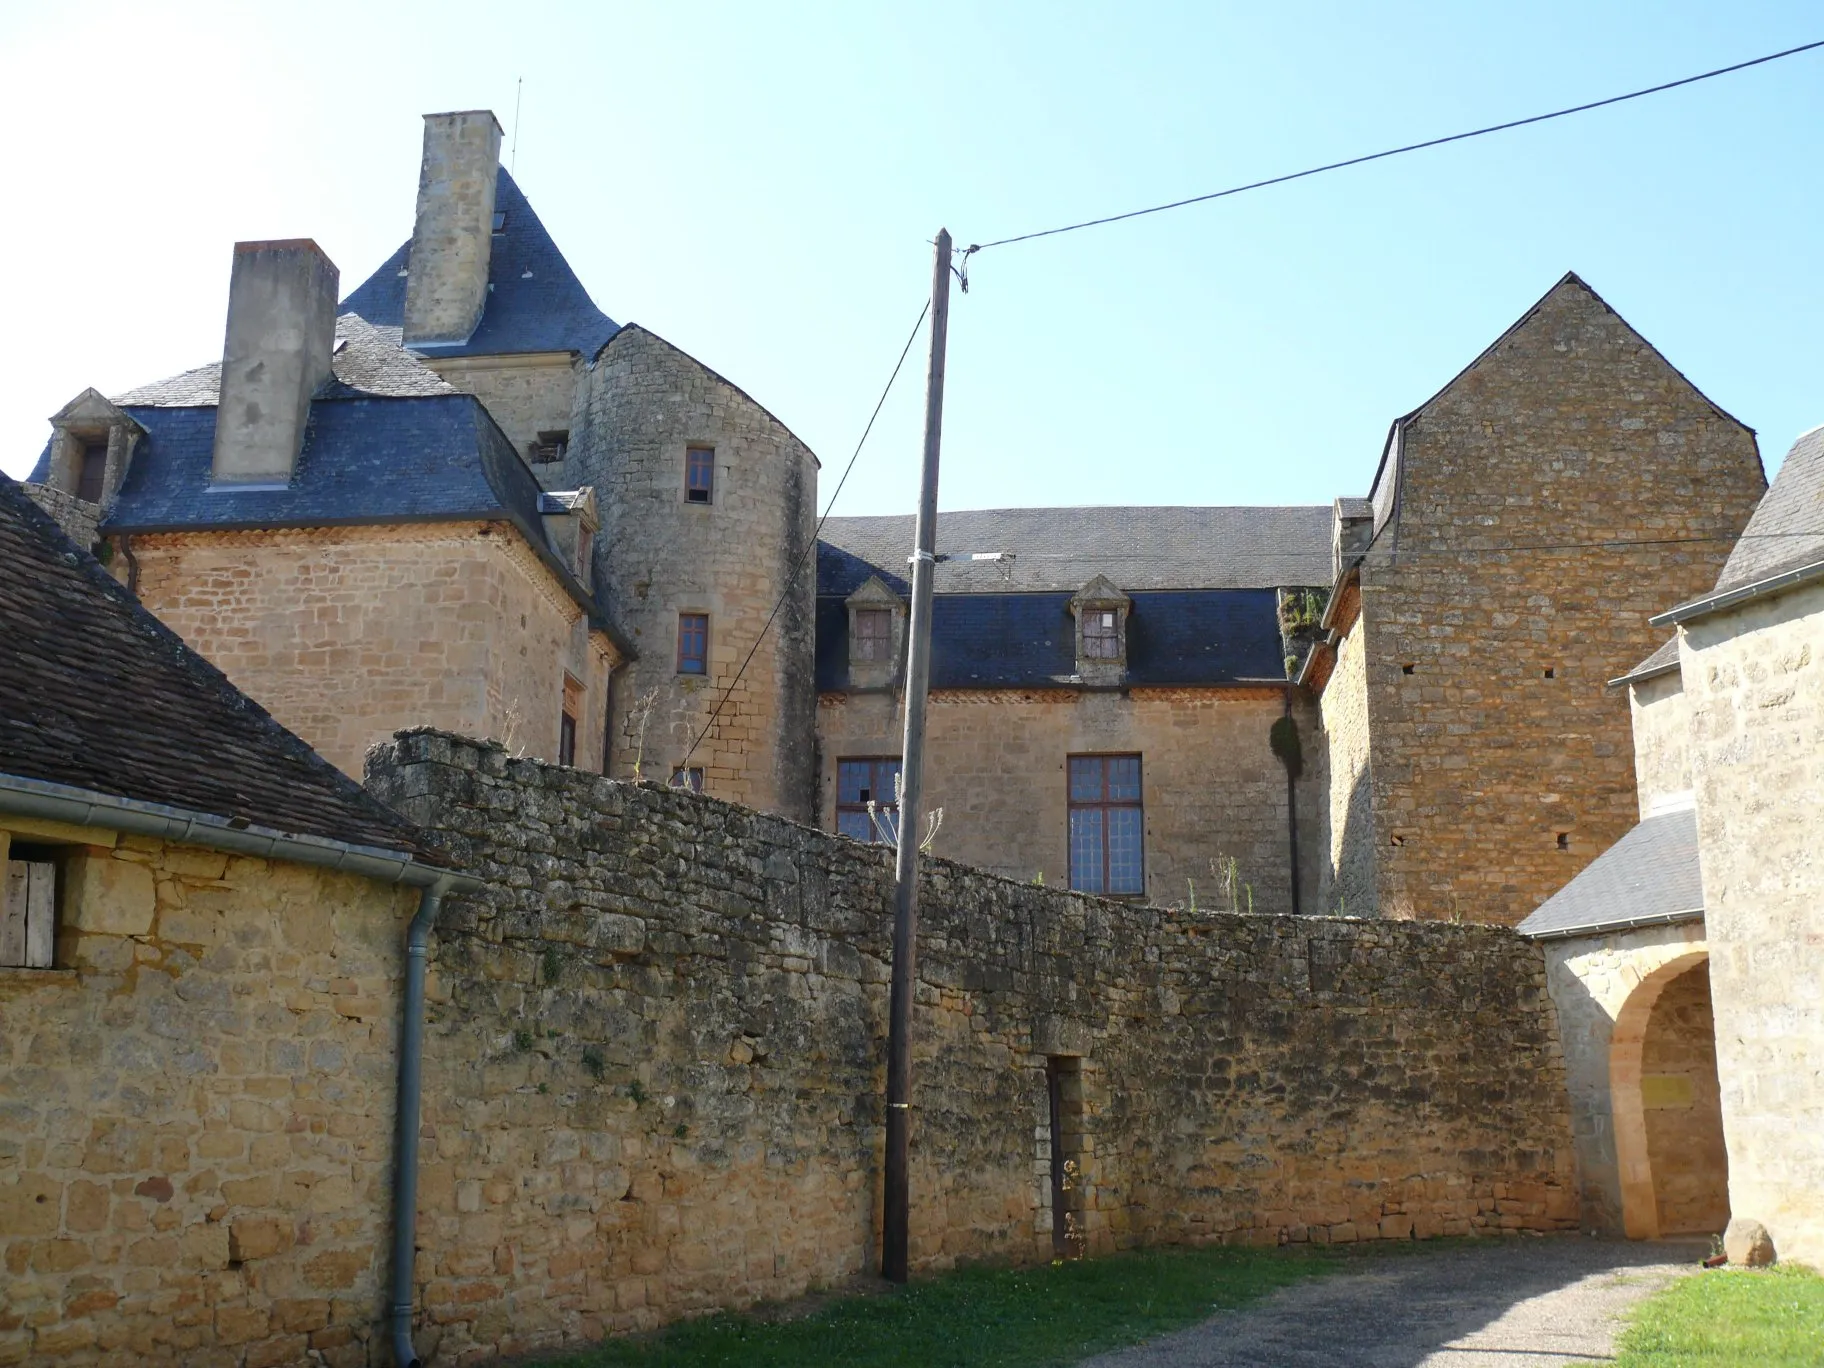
(1080, 1236, 1707, 1368)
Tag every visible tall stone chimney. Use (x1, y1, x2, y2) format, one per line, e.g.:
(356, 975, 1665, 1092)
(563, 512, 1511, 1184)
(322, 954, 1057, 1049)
(402, 110, 503, 347)
(210, 240, 339, 486)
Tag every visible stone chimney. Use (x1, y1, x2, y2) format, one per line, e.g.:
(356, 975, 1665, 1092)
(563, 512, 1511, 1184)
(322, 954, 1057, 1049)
(211, 240, 339, 486)
(402, 110, 503, 347)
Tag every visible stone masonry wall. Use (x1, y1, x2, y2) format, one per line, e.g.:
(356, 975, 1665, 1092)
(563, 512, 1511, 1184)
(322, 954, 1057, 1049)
(1357, 277, 1765, 924)
(1640, 964, 1729, 1237)
(815, 686, 1314, 913)
(1314, 585, 1377, 916)
(1682, 577, 1824, 1264)
(425, 354, 580, 484)
(570, 326, 819, 822)
(365, 729, 1577, 1364)
(1628, 671, 1693, 818)
(126, 523, 612, 779)
(0, 817, 414, 1367)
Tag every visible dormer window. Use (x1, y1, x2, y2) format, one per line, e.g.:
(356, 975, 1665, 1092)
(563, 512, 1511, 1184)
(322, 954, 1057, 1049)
(492, 210, 508, 233)
(43, 388, 144, 515)
(854, 608, 892, 661)
(843, 576, 906, 687)
(686, 446, 714, 503)
(1069, 576, 1131, 682)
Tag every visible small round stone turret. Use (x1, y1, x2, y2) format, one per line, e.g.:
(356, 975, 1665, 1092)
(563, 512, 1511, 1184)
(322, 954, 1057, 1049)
(568, 325, 818, 820)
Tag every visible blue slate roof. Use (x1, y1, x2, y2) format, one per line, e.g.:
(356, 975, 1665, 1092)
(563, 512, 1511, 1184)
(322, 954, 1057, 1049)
(1516, 808, 1704, 938)
(816, 588, 1286, 691)
(29, 393, 622, 646)
(339, 168, 619, 358)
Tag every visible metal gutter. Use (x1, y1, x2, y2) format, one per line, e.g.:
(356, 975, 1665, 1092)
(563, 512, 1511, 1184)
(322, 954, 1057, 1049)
(0, 773, 476, 889)
(1651, 558, 1824, 626)
(1518, 907, 1704, 942)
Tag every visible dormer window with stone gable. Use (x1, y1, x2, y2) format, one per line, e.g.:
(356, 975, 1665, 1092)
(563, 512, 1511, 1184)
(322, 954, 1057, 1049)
(845, 576, 907, 689)
(44, 388, 143, 511)
(1069, 575, 1131, 684)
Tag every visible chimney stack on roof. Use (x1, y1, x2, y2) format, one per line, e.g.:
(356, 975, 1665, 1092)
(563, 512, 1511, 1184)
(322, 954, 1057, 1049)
(210, 239, 339, 487)
(403, 110, 503, 348)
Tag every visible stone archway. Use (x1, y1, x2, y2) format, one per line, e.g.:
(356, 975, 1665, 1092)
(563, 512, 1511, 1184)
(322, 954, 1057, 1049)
(1610, 953, 1730, 1238)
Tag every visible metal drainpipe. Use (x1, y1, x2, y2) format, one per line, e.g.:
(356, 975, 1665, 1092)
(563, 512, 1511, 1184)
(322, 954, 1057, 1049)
(389, 881, 447, 1368)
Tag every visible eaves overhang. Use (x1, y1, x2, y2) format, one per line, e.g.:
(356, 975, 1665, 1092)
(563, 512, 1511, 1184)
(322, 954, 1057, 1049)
(1652, 558, 1824, 628)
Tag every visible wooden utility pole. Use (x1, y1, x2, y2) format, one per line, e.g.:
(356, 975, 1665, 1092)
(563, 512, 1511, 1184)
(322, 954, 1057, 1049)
(883, 227, 952, 1284)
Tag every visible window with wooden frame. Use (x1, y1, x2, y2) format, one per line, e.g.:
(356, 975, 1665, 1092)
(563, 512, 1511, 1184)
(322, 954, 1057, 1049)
(1068, 754, 1144, 895)
(528, 430, 569, 464)
(836, 758, 902, 844)
(853, 608, 893, 662)
(2, 845, 59, 969)
(558, 711, 577, 767)
(685, 446, 715, 503)
(677, 613, 709, 675)
(670, 767, 704, 793)
(1081, 608, 1121, 659)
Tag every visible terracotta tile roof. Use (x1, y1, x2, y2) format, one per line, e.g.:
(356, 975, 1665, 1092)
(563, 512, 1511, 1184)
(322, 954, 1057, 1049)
(0, 472, 443, 861)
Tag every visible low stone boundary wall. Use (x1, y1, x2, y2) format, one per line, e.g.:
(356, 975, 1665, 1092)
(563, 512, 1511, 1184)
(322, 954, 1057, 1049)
(367, 730, 1577, 1364)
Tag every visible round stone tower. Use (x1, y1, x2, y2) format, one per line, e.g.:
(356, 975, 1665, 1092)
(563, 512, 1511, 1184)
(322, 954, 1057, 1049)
(567, 325, 819, 821)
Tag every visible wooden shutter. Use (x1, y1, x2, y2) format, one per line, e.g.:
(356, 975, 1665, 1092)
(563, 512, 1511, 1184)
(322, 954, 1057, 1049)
(2, 860, 56, 968)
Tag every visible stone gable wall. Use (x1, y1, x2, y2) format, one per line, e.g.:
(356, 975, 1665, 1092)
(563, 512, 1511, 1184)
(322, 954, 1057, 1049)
(570, 328, 818, 821)
(0, 823, 414, 1367)
(126, 523, 611, 779)
(1314, 589, 1377, 916)
(424, 353, 580, 484)
(1356, 281, 1765, 924)
(815, 686, 1315, 913)
(1682, 579, 1824, 1264)
(362, 730, 1576, 1364)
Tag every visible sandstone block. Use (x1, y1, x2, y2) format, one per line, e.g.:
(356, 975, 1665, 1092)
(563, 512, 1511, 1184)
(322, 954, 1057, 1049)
(65, 854, 156, 936)
(1724, 1217, 1776, 1267)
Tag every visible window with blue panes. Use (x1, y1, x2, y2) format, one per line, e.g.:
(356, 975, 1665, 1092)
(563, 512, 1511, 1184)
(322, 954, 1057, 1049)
(1068, 754, 1144, 895)
(837, 758, 902, 844)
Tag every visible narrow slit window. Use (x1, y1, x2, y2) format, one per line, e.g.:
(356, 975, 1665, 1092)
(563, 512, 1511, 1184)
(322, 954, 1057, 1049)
(853, 608, 893, 661)
(686, 446, 715, 503)
(836, 758, 902, 844)
(677, 613, 709, 675)
(1068, 754, 1144, 895)
(1082, 608, 1121, 659)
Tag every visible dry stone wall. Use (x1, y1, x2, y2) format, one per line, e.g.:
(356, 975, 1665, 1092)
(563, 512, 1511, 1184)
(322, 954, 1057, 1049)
(365, 729, 1577, 1364)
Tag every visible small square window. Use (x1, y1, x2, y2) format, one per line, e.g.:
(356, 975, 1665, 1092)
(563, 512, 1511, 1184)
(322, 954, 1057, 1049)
(678, 613, 709, 675)
(529, 431, 569, 464)
(2, 847, 59, 969)
(837, 758, 902, 844)
(670, 767, 705, 793)
(686, 446, 714, 503)
(854, 608, 893, 662)
(1082, 609, 1121, 660)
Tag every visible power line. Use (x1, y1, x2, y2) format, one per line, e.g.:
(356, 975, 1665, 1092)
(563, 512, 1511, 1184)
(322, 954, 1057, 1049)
(962, 38, 1824, 258)
(678, 299, 932, 770)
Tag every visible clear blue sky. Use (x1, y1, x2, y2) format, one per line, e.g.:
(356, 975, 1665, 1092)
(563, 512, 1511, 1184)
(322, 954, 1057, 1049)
(3, 1, 1819, 516)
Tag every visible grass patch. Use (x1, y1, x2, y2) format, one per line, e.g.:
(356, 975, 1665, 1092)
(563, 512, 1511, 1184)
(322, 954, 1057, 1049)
(1608, 1263, 1824, 1367)
(542, 1244, 1346, 1368)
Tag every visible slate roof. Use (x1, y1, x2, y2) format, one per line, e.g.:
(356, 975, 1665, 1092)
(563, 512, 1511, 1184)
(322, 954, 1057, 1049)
(817, 505, 1332, 597)
(339, 168, 619, 359)
(1612, 637, 1681, 687)
(0, 472, 441, 860)
(815, 588, 1287, 692)
(1707, 424, 1824, 595)
(1516, 808, 1703, 938)
(110, 315, 456, 406)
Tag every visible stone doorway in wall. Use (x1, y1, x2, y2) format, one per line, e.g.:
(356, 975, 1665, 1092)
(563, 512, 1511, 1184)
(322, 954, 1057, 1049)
(1046, 1056, 1085, 1259)
(1610, 954, 1730, 1239)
